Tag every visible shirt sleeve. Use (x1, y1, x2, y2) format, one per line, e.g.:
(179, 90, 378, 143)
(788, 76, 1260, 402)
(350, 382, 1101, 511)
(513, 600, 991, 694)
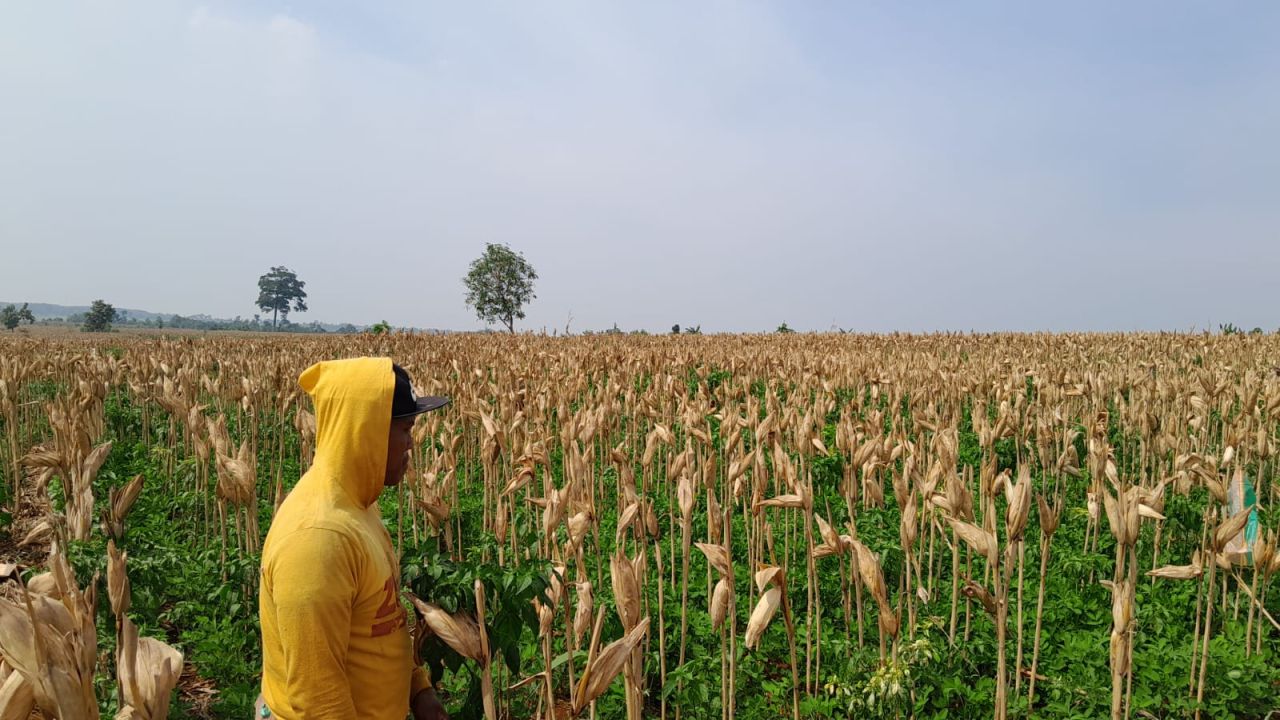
(410, 665, 433, 697)
(267, 528, 362, 716)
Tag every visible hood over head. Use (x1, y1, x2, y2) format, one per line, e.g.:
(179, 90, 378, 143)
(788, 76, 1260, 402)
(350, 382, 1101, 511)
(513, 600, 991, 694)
(298, 357, 393, 507)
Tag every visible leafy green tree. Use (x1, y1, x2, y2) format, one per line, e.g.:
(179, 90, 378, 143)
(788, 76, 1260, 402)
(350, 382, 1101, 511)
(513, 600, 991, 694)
(463, 243, 537, 334)
(368, 320, 391, 335)
(256, 266, 308, 329)
(671, 324, 681, 334)
(0, 305, 18, 331)
(82, 300, 118, 332)
(776, 322, 795, 334)
(2, 303, 35, 330)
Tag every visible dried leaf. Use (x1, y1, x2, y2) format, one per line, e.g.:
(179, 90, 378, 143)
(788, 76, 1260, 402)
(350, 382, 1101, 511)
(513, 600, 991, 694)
(1147, 563, 1202, 581)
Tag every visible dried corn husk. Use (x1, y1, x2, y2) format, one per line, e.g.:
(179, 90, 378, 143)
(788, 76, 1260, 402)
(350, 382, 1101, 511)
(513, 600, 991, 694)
(0, 671, 34, 720)
(1147, 562, 1202, 580)
(753, 565, 783, 593)
(1137, 503, 1165, 521)
(107, 540, 130, 617)
(566, 511, 593, 554)
(1214, 506, 1253, 552)
(927, 492, 954, 515)
(814, 514, 841, 551)
(710, 578, 732, 631)
(473, 581, 495, 720)
(1037, 495, 1061, 537)
(1110, 580, 1132, 633)
(116, 616, 183, 720)
(1108, 581, 1133, 676)
(573, 617, 649, 713)
(408, 595, 484, 662)
(19, 521, 52, 548)
(1102, 489, 1140, 547)
(850, 540, 888, 605)
(1004, 468, 1032, 540)
(0, 550, 99, 719)
(610, 551, 642, 631)
(744, 587, 782, 649)
(695, 543, 732, 578)
(1253, 532, 1276, 572)
(615, 503, 640, 544)
(104, 474, 145, 539)
(962, 580, 997, 617)
(677, 474, 696, 525)
(24, 573, 58, 599)
(573, 582, 594, 646)
(946, 517, 996, 564)
(754, 493, 808, 513)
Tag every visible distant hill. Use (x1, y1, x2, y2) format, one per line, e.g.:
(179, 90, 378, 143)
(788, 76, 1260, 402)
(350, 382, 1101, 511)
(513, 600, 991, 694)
(3, 301, 170, 323)
(1, 301, 350, 332)
(0, 301, 443, 334)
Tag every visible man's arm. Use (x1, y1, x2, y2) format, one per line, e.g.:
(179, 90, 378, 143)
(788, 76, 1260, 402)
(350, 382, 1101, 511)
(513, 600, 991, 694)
(410, 662, 448, 719)
(266, 528, 362, 716)
(411, 687, 448, 720)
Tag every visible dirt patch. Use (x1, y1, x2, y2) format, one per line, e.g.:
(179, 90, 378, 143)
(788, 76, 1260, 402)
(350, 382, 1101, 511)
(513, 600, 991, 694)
(0, 484, 54, 572)
(177, 662, 220, 719)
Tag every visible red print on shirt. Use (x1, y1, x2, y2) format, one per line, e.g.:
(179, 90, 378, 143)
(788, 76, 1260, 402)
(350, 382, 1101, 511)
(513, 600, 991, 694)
(371, 576, 406, 637)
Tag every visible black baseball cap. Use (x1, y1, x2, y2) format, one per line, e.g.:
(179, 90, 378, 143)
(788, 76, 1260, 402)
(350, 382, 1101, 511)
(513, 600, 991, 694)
(391, 364, 450, 418)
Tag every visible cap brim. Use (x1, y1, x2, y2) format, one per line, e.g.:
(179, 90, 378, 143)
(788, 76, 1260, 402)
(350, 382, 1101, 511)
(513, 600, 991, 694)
(392, 396, 451, 418)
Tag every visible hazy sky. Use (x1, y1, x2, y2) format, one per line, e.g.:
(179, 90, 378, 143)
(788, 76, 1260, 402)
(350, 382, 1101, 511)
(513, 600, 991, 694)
(3, 2, 1278, 332)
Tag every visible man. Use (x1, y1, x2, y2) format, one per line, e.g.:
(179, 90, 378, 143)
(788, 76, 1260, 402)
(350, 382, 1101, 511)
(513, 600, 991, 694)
(259, 358, 449, 719)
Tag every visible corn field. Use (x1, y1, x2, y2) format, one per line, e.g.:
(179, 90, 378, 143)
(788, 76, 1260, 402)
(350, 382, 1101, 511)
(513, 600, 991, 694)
(1, 332, 1278, 719)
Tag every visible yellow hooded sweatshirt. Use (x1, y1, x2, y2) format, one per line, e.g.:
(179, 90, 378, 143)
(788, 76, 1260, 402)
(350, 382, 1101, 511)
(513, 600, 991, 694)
(260, 357, 431, 718)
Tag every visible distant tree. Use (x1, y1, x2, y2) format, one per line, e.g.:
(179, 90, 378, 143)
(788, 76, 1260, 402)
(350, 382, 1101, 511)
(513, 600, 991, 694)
(684, 325, 701, 335)
(671, 324, 681, 335)
(82, 300, 118, 332)
(256, 266, 309, 329)
(1, 305, 18, 331)
(2, 303, 35, 330)
(369, 320, 391, 336)
(336, 323, 359, 334)
(463, 243, 537, 333)
(776, 322, 795, 334)
(1, 299, 35, 327)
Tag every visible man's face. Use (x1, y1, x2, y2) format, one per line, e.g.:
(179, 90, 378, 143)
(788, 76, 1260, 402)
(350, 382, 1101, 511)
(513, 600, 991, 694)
(385, 416, 417, 487)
